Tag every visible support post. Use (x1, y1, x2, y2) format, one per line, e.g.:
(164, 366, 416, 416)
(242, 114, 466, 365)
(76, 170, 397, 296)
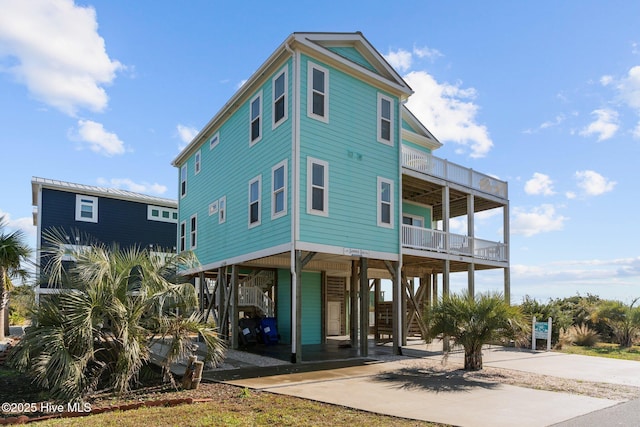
(468, 263, 475, 297)
(291, 250, 302, 363)
(230, 265, 239, 350)
(359, 257, 369, 356)
(374, 278, 381, 341)
(350, 260, 358, 347)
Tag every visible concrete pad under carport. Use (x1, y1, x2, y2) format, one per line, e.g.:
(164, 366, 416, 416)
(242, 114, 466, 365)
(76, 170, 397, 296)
(224, 359, 619, 427)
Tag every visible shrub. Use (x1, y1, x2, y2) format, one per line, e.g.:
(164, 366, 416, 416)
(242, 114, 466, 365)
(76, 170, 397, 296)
(567, 323, 600, 347)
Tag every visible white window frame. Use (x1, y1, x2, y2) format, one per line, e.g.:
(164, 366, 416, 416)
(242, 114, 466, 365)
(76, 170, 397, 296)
(272, 67, 288, 129)
(208, 200, 218, 216)
(147, 205, 178, 223)
(249, 91, 263, 146)
(218, 195, 226, 224)
(248, 175, 262, 228)
(209, 132, 220, 150)
(180, 165, 187, 198)
(179, 220, 186, 252)
(307, 62, 329, 123)
(271, 159, 287, 219)
(377, 177, 394, 228)
(307, 157, 328, 216)
(190, 214, 197, 250)
(194, 150, 201, 175)
(75, 194, 98, 223)
(377, 93, 394, 146)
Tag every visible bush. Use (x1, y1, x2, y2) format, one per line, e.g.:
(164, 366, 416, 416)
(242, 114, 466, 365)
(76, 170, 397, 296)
(566, 323, 600, 347)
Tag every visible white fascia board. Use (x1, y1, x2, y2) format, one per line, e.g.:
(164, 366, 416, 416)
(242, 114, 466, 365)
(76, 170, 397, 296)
(180, 242, 291, 275)
(296, 241, 399, 262)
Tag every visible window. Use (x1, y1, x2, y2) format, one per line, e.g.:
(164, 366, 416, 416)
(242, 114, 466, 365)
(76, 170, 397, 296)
(272, 160, 287, 219)
(249, 91, 262, 145)
(219, 196, 226, 224)
(307, 62, 328, 122)
(402, 215, 423, 227)
(377, 177, 394, 228)
(208, 200, 218, 216)
(248, 175, 261, 227)
(307, 157, 328, 216)
(209, 132, 220, 150)
(75, 194, 98, 223)
(190, 214, 197, 249)
(147, 205, 178, 223)
(180, 165, 187, 198)
(272, 68, 288, 128)
(179, 221, 186, 252)
(194, 150, 201, 174)
(377, 93, 394, 145)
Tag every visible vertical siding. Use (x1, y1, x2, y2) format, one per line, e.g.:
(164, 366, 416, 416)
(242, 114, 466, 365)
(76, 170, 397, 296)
(298, 54, 400, 255)
(178, 59, 293, 266)
(301, 271, 322, 345)
(276, 268, 291, 344)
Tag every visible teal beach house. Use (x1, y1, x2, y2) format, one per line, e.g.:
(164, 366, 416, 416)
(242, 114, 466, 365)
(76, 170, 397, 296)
(172, 32, 509, 362)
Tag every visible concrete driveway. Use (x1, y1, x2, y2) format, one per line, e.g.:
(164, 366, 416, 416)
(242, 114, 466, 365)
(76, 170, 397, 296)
(221, 346, 640, 427)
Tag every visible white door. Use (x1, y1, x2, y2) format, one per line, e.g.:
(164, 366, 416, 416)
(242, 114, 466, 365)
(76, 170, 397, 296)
(327, 301, 341, 335)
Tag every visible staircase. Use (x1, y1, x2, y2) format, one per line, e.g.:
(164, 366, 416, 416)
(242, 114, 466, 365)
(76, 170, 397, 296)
(238, 270, 275, 317)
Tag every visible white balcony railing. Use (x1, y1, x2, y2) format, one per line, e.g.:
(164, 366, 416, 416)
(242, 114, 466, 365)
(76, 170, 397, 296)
(402, 145, 508, 199)
(402, 224, 507, 262)
(238, 285, 274, 316)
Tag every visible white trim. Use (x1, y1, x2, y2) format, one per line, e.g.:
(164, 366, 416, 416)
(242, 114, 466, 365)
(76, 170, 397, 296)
(180, 165, 187, 198)
(208, 200, 219, 216)
(296, 241, 399, 262)
(209, 132, 220, 150)
(249, 90, 263, 146)
(307, 61, 329, 123)
(194, 149, 201, 175)
(248, 175, 262, 228)
(189, 213, 198, 250)
(307, 157, 328, 216)
(75, 194, 98, 223)
(219, 195, 226, 224)
(179, 220, 186, 252)
(402, 213, 424, 227)
(272, 66, 288, 129)
(271, 159, 288, 220)
(377, 93, 394, 146)
(181, 242, 292, 275)
(147, 205, 178, 223)
(402, 199, 433, 227)
(377, 177, 394, 228)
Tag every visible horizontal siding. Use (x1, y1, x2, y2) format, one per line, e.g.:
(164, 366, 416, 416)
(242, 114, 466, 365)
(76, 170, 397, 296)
(178, 60, 293, 266)
(298, 54, 400, 254)
(327, 46, 377, 73)
(402, 139, 433, 155)
(402, 201, 433, 229)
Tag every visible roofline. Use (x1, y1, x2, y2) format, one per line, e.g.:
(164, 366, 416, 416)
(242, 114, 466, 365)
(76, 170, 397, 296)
(402, 105, 443, 149)
(31, 176, 177, 208)
(172, 31, 415, 167)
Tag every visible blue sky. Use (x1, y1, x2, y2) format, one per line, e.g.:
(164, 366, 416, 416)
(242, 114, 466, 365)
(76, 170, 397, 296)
(1, 0, 639, 303)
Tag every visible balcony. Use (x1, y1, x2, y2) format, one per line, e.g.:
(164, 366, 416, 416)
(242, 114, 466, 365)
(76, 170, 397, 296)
(402, 224, 507, 262)
(402, 145, 508, 199)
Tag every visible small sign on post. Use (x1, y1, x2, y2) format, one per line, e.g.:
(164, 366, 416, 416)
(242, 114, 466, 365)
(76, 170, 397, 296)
(532, 316, 552, 351)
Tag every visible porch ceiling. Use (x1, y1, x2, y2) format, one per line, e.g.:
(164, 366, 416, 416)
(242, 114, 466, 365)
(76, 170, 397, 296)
(402, 174, 505, 221)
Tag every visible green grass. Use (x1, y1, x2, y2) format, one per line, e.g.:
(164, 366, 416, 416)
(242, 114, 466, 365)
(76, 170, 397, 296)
(33, 394, 443, 427)
(559, 343, 640, 361)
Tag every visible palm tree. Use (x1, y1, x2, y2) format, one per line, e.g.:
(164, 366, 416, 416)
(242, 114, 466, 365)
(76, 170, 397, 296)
(594, 298, 640, 347)
(425, 292, 528, 370)
(0, 216, 31, 341)
(10, 232, 225, 400)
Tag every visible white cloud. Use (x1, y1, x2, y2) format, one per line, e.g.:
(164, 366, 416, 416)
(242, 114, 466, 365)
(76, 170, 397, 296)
(634, 121, 640, 139)
(511, 204, 567, 237)
(96, 178, 167, 195)
(600, 75, 613, 86)
(384, 48, 413, 72)
(176, 124, 199, 150)
(0, 0, 122, 116)
(565, 191, 577, 199)
(524, 172, 555, 196)
(405, 71, 493, 158)
(71, 119, 125, 156)
(0, 208, 36, 238)
(413, 46, 442, 61)
(616, 65, 640, 110)
(575, 170, 616, 196)
(579, 108, 619, 141)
